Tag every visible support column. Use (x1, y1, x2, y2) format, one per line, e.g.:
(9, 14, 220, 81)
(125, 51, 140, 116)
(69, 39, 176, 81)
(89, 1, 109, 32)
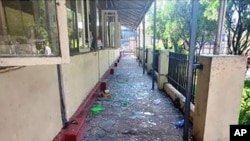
(138, 26, 141, 65)
(98, 2, 102, 41)
(193, 55, 246, 141)
(151, 0, 157, 90)
(143, 18, 146, 74)
(90, 0, 97, 50)
(157, 50, 169, 89)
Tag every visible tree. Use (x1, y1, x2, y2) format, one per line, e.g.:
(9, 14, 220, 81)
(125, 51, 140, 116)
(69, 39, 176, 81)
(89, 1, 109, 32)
(202, 0, 250, 55)
(146, 0, 191, 52)
(197, 0, 218, 54)
(225, 0, 250, 55)
(146, 0, 217, 53)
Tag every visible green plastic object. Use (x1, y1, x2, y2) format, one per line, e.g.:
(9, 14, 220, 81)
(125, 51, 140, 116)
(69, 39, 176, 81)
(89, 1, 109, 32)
(90, 105, 105, 114)
(123, 99, 129, 107)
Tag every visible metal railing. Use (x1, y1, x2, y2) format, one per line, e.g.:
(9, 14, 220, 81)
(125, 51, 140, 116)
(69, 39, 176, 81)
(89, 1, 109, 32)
(167, 52, 196, 103)
(145, 48, 148, 64)
(153, 50, 160, 72)
(143, 48, 148, 70)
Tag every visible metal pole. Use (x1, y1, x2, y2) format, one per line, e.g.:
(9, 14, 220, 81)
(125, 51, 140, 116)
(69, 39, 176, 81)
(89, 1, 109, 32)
(151, 0, 156, 90)
(90, 0, 97, 50)
(143, 18, 146, 74)
(57, 65, 68, 128)
(183, 0, 199, 140)
(98, 2, 103, 42)
(138, 26, 141, 66)
(213, 0, 227, 55)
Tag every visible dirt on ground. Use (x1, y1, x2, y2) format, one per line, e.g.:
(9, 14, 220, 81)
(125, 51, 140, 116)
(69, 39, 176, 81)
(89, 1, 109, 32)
(84, 55, 186, 141)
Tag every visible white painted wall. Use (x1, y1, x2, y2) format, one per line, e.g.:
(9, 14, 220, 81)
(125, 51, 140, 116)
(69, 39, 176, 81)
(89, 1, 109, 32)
(0, 65, 61, 141)
(0, 48, 120, 141)
(99, 49, 109, 77)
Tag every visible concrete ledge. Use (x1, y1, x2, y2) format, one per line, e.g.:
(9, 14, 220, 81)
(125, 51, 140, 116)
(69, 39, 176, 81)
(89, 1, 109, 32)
(163, 83, 195, 121)
(154, 70, 166, 90)
(154, 70, 158, 80)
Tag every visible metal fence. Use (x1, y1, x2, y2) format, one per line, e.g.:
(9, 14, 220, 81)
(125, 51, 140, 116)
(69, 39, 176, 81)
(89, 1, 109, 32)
(167, 52, 196, 103)
(153, 50, 160, 72)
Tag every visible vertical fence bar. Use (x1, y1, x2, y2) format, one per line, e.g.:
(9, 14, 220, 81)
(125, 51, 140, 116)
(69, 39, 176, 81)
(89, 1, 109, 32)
(138, 26, 141, 66)
(143, 17, 146, 74)
(151, 0, 156, 90)
(183, 0, 199, 140)
(168, 52, 191, 97)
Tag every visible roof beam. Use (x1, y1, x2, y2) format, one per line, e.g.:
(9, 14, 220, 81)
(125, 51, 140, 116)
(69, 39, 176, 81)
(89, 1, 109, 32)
(118, 11, 141, 19)
(103, 7, 144, 10)
(119, 19, 135, 25)
(127, 10, 143, 16)
(120, 20, 135, 24)
(100, 0, 154, 30)
(111, 0, 115, 8)
(129, 1, 145, 7)
(136, 0, 154, 27)
(119, 15, 138, 23)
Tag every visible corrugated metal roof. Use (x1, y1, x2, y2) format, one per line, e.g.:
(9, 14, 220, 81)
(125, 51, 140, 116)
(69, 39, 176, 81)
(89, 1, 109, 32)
(98, 0, 154, 29)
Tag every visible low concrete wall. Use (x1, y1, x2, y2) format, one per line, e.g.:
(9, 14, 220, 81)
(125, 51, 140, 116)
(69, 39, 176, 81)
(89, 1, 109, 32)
(0, 65, 61, 141)
(62, 52, 99, 118)
(135, 48, 139, 58)
(163, 83, 195, 121)
(139, 48, 143, 62)
(108, 49, 113, 66)
(99, 49, 109, 78)
(157, 50, 169, 89)
(0, 48, 120, 141)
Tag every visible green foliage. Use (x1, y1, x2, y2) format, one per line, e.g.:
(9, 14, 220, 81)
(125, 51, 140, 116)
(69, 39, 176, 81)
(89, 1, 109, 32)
(146, 40, 165, 50)
(201, 0, 219, 21)
(225, 0, 250, 55)
(239, 80, 250, 125)
(202, 0, 250, 55)
(146, 0, 217, 53)
(147, 0, 250, 55)
(34, 26, 48, 39)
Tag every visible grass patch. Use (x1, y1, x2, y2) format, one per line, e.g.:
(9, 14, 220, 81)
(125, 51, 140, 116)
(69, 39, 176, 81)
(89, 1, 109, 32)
(239, 80, 250, 125)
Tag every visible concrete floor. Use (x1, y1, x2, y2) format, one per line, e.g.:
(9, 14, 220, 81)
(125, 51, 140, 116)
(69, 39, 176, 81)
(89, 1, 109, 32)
(84, 55, 185, 141)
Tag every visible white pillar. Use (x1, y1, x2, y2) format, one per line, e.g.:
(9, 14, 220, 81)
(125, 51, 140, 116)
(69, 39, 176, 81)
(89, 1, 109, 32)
(193, 55, 246, 141)
(157, 50, 169, 89)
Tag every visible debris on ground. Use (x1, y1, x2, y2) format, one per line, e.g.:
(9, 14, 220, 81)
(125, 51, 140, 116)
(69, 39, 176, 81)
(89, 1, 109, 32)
(84, 56, 184, 141)
(122, 98, 129, 107)
(153, 99, 161, 105)
(90, 105, 105, 114)
(173, 119, 185, 128)
(98, 89, 111, 98)
(103, 89, 111, 97)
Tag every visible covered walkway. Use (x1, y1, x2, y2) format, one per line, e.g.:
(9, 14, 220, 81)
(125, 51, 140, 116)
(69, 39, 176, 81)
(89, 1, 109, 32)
(84, 55, 184, 141)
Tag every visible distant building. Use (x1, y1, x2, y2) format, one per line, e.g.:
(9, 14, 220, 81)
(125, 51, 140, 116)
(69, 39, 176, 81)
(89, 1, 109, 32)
(121, 27, 137, 51)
